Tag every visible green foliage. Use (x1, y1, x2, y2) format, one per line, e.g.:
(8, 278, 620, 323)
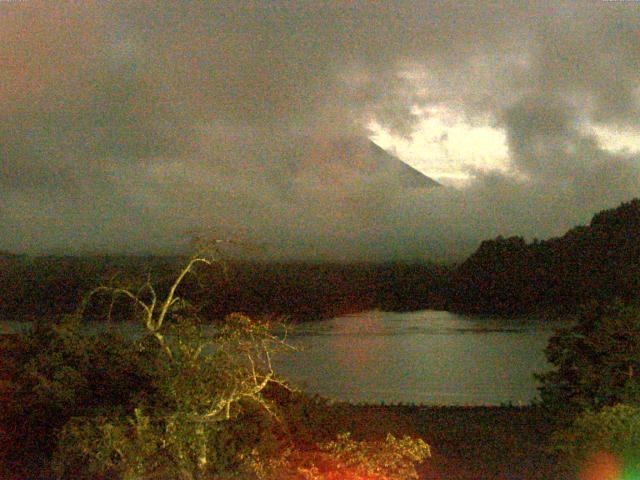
(537, 302, 640, 417)
(1, 254, 430, 479)
(50, 313, 288, 479)
(254, 432, 430, 480)
(0, 314, 158, 477)
(316, 432, 430, 480)
(552, 404, 640, 474)
(538, 302, 640, 477)
(265, 389, 337, 448)
(0, 253, 446, 324)
(52, 405, 278, 479)
(450, 198, 640, 315)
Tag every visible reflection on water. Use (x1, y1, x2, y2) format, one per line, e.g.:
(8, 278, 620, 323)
(1, 310, 567, 406)
(275, 310, 567, 405)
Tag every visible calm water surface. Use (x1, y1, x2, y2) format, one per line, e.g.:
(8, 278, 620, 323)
(275, 310, 566, 405)
(1, 310, 567, 406)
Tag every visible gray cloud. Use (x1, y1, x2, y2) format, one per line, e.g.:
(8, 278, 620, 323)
(1, 0, 639, 260)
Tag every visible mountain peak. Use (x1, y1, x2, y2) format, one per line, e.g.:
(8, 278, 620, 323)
(368, 141, 440, 188)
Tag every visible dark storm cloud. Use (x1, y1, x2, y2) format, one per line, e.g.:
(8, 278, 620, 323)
(1, 0, 639, 259)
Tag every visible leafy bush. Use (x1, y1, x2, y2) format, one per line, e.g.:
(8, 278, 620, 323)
(552, 404, 640, 476)
(252, 432, 430, 480)
(47, 253, 293, 479)
(0, 314, 158, 477)
(1, 254, 430, 479)
(537, 301, 640, 419)
(538, 303, 640, 477)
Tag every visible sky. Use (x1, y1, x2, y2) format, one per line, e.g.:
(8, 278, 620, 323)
(1, 0, 639, 261)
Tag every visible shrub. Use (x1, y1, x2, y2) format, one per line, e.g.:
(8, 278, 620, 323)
(537, 301, 640, 419)
(2, 253, 430, 479)
(0, 314, 158, 477)
(253, 432, 430, 480)
(552, 403, 640, 476)
(50, 254, 292, 479)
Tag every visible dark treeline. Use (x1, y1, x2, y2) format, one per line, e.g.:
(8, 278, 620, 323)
(0, 254, 449, 323)
(446, 199, 640, 316)
(2, 198, 640, 322)
(194, 261, 449, 321)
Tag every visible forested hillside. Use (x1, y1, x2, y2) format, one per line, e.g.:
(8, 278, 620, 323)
(3, 199, 639, 322)
(448, 199, 640, 316)
(0, 255, 448, 323)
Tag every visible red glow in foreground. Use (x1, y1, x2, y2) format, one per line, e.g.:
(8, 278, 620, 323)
(580, 451, 621, 480)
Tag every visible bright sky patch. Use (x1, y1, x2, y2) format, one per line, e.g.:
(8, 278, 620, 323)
(368, 105, 512, 187)
(586, 124, 640, 155)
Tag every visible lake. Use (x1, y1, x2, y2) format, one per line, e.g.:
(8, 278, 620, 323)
(0, 310, 566, 406)
(274, 310, 566, 405)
